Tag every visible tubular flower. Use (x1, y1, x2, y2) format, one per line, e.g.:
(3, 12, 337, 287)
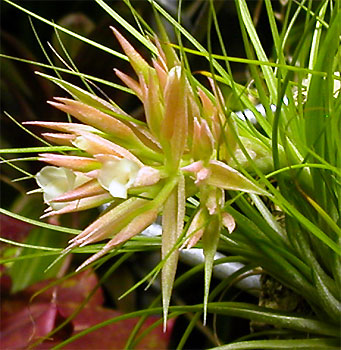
(28, 28, 269, 326)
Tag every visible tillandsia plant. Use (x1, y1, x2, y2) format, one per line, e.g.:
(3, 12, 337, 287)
(25, 26, 268, 326)
(1, 0, 341, 349)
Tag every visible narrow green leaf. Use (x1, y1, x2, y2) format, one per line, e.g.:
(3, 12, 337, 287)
(94, 0, 157, 55)
(202, 214, 220, 324)
(3, 0, 127, 60)
(306, 1, 329, 91)
(169, 44, 330, 77)
(235, 0, 277, 102)
(51, 302, 339, 349)
(207, 302, 340, 336)
(0, 156, 33, 177)
(0, 237, 60, 252)
(147, 0, 272, 134)
(210, 338, 341, 349)
(4, 111, 51, 146)
(249, 194, 287, 240)
(264, 0, 286, 65)
(0, 146, 77, 153)
(0, 208, 80, 235)
(313, 268, 341, 323)
(0, 54, 133, 93)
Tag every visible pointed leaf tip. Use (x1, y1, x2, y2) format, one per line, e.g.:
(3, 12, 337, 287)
(110, 26, 150, 80)
(208, 160, 269, 195)
(202, 215, 220, 325)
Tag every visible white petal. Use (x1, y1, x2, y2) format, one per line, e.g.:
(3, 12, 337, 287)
(108, 180, 128, 199)
(74, 172, 92, 188)
(98, 158, 139, 198)
(36, 166, 90, 210)
(36, 166, 74, 189)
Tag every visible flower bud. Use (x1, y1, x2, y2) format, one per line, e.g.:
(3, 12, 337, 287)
(192, 117, 214, 162)
(76, 208, 158, 271)
(51, 178, 106, 203)
(23, 121, 99, 134)
(41, 193, 112, 218)
(48, 98, 139, 146)
(140, 68, 164, 137)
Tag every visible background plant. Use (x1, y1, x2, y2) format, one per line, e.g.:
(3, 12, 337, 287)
(1, 0, 340, 349)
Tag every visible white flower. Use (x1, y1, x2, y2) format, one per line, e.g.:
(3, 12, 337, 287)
(97, 158, 139, 199)
(36, 166, 90, 210)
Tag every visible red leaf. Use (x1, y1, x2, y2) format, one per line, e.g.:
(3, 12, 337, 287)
(0, 214, 32, 242)
(25, 269, 104, 308)
(50, 305, 175, 350)
(0, 265, 12, 295)
(0, 303, 57, 349)
(1, 269, 175, 349)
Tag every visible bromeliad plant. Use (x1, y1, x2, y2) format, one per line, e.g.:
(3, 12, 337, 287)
(26, 27, 268, 324)
(2, 0, 341, 348)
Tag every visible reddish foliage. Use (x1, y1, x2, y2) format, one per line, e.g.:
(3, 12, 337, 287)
(0, 269, 174, 349)
(0, 214, 33, 243)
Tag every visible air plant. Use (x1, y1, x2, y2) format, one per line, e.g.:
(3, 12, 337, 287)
(26, 27, 268, 326)
(2, 0, 340, 348)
